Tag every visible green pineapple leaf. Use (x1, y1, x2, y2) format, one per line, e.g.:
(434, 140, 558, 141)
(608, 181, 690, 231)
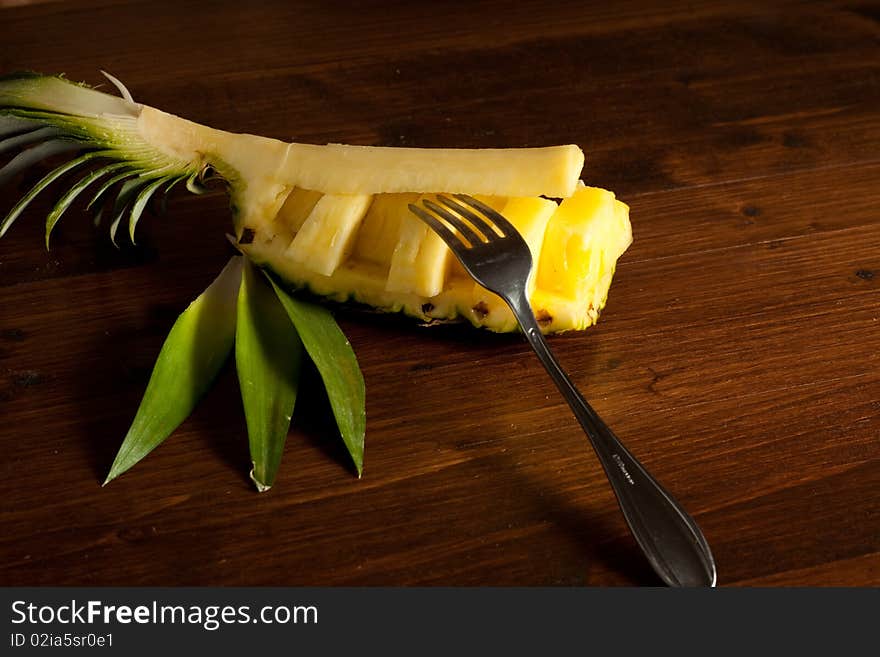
(267, 274, 366, 477)
(104, 257, 242, 485)
(236, 259, 304, 492)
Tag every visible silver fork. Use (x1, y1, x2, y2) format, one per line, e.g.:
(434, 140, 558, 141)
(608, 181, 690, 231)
(409, 194, 717, 587)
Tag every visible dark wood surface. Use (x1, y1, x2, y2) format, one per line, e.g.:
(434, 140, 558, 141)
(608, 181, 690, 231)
(1, 0, 878, 587)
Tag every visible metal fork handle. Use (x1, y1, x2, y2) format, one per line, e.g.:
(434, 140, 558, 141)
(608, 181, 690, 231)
(506, 291, 717, 587)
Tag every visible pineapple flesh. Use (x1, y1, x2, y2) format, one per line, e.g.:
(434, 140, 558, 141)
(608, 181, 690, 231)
(0, 73, 632, 333)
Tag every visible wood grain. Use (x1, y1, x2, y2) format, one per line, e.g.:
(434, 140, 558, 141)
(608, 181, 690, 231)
(0, 0, 877, 586)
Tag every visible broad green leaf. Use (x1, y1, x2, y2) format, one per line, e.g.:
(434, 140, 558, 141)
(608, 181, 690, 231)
(236, 259, 304, 492)
(104, 257, 242, 484)
(267, 275, 366, 476)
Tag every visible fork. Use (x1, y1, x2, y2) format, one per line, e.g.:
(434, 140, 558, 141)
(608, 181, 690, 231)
(409, 194, 717, 587)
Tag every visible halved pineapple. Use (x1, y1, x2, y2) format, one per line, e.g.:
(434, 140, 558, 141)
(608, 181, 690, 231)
(0, 72, 632, 333)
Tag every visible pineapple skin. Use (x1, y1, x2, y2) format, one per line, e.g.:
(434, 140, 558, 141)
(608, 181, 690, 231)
(240, 186, 632, 334)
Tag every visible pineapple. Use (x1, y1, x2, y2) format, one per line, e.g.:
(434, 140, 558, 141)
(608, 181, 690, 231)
(0, 72, 632, 334)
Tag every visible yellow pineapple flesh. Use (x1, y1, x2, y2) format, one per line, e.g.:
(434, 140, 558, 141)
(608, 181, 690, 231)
(245, 184, 630, 333)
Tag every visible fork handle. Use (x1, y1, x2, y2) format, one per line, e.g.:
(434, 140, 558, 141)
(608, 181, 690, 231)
(507, 293, 716, 587)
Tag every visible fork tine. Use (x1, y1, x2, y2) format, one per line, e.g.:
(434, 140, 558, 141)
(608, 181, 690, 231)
(453, 193, 520, 239)
(438, 194, 503, 241)
(423, 198, 484, 246)
(407, 203, 466, 252)
(435, 195, 499, 243)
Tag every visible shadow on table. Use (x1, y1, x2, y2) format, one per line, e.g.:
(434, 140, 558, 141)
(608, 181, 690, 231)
(490, 448, 663, 586)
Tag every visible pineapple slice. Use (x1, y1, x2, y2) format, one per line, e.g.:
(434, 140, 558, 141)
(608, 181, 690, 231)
(285, 193, 373, 277)
(351, 192, 414, 267)
(0, 72, 631, 333)
(386, 196, 454, 298)
(275, 187, 323, 234)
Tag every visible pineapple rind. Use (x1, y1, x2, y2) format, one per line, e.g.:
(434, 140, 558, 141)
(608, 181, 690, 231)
(244, 252, 615, 334)
(241, 186, 631, 334)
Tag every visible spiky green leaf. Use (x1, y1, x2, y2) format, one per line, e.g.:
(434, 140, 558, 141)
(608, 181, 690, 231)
(45, 161, 128, 245)
(267, 275, 366, 476)
(0, 72, 139, 119)
(0, 125, 59, 156)
(186, 170, 209, 195)
(0, 114, 36, 138)
(0, 139, 80, 195)
(128, 175, 170, 243)
(108, 177, 144, 246)
(104, 257, 242, 485)
(236, 259, 304, 492)
(1, 148, 105, 240)
(88, 167, 139, 227)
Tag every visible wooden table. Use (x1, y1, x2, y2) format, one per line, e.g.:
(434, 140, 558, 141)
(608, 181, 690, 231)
(1, 0, 877, 587)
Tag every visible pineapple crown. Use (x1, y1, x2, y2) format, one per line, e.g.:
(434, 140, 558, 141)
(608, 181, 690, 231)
(0, 72, 211, 247)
